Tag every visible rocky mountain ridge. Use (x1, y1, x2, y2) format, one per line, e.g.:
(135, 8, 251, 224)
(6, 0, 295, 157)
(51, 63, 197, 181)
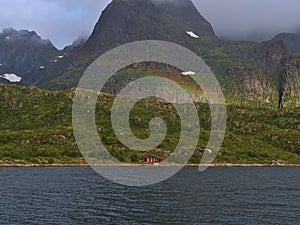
(0, 28, 88, 86)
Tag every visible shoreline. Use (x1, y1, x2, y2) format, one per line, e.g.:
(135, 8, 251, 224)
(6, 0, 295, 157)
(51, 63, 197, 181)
(1, 163, 300, 168)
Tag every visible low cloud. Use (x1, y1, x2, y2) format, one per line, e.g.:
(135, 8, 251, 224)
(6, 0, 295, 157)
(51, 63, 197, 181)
(0, 0, 300, 48)
(0, 0, 110, 49)
(194, 0, 300, 41)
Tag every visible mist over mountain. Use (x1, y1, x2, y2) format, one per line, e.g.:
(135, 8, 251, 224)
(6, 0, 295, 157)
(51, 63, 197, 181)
(1, 0, 300, 49)
(275, 32, 300, 54)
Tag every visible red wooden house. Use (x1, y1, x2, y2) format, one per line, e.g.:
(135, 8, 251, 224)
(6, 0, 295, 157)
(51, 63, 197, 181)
(143, 156, 165, 163)
(143, 156, 158, 163)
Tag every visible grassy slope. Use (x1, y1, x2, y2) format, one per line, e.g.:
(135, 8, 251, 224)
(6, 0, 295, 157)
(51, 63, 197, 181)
(0, 83, 299, 164)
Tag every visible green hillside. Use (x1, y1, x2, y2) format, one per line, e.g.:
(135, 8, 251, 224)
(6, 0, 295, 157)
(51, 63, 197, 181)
(0, 83, 299, 164)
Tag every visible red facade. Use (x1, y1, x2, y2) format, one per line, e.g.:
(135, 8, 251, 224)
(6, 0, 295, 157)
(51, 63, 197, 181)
(143, 156, 158, 163)
(143, 157, 165, 163)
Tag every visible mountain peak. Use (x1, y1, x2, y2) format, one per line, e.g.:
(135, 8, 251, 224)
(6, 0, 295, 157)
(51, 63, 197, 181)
(82, 0, 215, 57)
(1, 28, 54, 47)
(0, 28, 60, 85)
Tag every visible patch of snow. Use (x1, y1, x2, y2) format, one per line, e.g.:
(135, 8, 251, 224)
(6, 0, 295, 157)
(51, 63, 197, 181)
(54, 60, 58, 63)
(40, 66, 45, 69)
(5, 36, 10, 40)
(186, 31, 199, 39)
(0, 64, 2, 67)
(205, 149, 213, 154)
(182, 71, 196, 76)
(0, 73, 22, 83)
(58, 55, 64, 59)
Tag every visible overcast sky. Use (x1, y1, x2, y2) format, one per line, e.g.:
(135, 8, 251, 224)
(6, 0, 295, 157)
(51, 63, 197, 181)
(0, 0, 299, 49)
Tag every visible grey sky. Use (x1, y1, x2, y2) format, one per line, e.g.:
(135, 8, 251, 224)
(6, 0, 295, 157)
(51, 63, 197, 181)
(0, 0, 299, 49)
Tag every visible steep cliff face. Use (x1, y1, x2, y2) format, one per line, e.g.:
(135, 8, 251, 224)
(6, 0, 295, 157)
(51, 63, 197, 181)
(247, 40, 300, 108)
(280, 58, 300, 107)
(254, 40, 287, 74)
(222, 66, 277, 106)
(201, 39, 289, 107)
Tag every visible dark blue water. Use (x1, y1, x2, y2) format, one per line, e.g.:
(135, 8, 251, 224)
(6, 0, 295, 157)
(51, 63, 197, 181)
(0, 167, 299, 225)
